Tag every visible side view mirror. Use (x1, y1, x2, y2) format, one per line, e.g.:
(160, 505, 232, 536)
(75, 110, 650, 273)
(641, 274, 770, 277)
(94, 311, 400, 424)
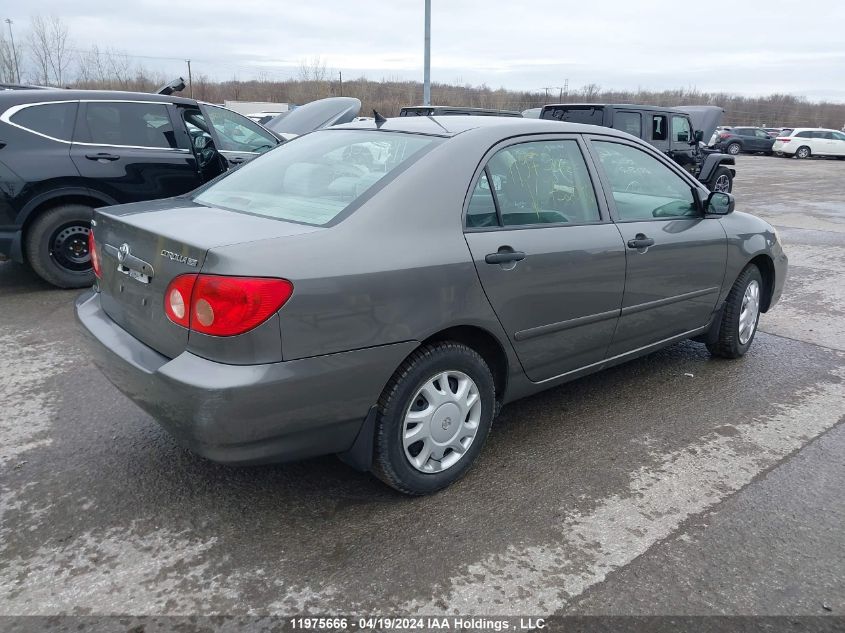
(694, 130, 704, 143)
(706, 191, 735, 215)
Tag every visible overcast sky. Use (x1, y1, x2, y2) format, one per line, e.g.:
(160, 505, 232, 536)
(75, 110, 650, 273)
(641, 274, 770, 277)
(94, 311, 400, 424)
(9, 0, 845, 101)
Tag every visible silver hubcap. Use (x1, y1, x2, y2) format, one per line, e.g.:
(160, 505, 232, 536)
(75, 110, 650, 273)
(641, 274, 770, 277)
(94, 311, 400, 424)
(714, 174, 730, 192)
(402, 371, 482, 473)
(729, 144, 740, 154)
(739, 279, 760, 345)
(798, 148, 809, 158)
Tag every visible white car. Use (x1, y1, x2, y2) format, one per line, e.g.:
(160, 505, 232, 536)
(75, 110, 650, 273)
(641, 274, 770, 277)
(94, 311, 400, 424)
(773, 128, 845, 159)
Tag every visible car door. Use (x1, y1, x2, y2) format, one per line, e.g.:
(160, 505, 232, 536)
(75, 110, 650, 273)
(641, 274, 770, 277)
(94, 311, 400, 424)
(588, 137, 727, 357)
(753, 128, 774, 151)
(463, 136, 626, 382)
(831, 131, 845, 156)
(198, 103, 279, 168)
(70, 100, 203, 204)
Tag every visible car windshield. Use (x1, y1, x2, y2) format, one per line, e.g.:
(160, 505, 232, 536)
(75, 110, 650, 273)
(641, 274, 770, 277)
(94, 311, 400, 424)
(194, 130, 439, 225)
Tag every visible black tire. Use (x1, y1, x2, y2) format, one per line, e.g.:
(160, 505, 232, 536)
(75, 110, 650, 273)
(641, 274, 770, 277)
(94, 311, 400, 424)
(25, 203, 95, 288)
(726, 142, 741, 155)
(707, 166, 733, 193)
(372, 342, 496, 495)
(707, 264, 763, 359)
(795, 145, 811, 159)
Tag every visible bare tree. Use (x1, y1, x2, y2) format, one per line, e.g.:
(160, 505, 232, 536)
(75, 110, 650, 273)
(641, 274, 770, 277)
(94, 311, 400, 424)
(28, 14, 72, 86)
(0, 29, 23, 83)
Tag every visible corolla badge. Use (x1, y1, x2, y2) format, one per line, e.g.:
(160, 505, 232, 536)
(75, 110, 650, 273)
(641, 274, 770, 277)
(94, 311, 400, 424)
(160, 249, 198, 267)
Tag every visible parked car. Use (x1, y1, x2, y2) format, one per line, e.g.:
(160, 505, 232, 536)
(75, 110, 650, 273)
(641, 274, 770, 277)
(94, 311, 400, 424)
(0, 89, 282, 287)
(710, 127, 775, 155)
(264, 97, 361, 140)
(540, 103, 735, 192)
(77, 115, 787, 495)
(773, 128, 845, 159)
(400, 105, 522, 117)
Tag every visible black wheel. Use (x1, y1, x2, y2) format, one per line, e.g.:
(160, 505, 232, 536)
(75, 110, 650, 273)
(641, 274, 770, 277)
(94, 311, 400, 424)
(707, 264, 763, 359)
(795, 146, 811, 159)
(25, 203, 95, 288)
(726, 142, 741, 155)
(708, 166, 733, 193)
(372, 342, 496, 495)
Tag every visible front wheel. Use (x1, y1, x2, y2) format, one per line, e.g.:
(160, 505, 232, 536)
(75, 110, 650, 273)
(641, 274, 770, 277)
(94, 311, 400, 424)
(25, 203, 96, 288)
(708, 166, 733, 193)
(372, 342, 496, 495)
(707, 264, 763, 358)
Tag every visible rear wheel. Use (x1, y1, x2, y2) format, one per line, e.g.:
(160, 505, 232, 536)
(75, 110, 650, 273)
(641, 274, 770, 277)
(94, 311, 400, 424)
(25, 203, 95, 288)
(372, 342, 495, 495)
(726, 142, 741, 155)
(795, 146, 811, 159)
(708, 166, 733, 193)
(707, 264, 763, 359)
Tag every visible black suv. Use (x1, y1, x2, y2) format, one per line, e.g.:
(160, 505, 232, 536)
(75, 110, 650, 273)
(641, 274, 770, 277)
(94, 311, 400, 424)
(0, 90, 280, 287)
(539, 103, 735, 193)
(710, 126, 775, 155)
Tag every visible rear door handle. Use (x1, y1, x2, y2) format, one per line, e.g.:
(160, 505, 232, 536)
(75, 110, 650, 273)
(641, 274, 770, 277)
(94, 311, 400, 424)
(85, 152, 120, 161)
(627, 234, 655, 249)
(485, 249, 526, 264)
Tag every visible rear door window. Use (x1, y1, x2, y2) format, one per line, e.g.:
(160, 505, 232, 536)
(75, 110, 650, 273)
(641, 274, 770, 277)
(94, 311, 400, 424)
(78, 102, 177, 148)
(9, 101, 78, 141)
(652, 115, 668, 141)
(477, 139, 601, 227)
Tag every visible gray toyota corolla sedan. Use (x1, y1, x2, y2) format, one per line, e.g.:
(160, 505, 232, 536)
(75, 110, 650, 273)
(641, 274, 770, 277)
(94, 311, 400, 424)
(76, 116, 787, 495)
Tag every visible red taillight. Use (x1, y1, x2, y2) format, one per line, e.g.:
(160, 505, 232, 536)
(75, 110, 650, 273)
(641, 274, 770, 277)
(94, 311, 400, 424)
(89, 229, 101, 279)
(164, 274, 198, 328)
(718, 132, 731, 139)
(776, 137, 791, 143)
(163, 274, 293, 337)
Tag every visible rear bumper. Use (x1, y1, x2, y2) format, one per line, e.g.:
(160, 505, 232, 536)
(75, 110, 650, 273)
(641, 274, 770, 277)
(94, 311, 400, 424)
(75, 290, 417, 465)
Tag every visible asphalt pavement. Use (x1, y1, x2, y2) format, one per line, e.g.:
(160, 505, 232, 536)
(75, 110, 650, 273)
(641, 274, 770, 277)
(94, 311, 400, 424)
(0, 155, 843, 621)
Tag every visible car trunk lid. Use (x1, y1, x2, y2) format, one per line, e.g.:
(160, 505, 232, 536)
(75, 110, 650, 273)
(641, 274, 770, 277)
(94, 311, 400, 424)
(94, 198, 319, 358)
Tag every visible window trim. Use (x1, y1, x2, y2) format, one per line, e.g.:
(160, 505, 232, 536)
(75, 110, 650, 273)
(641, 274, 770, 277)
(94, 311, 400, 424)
(0, 100, 79, 143)
(462, 133, 611, 233)
(2, 99, 190, 151)
(583, 134, 709, 224)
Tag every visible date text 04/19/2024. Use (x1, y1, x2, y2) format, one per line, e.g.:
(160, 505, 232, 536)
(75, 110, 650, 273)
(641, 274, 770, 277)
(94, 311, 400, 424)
(289, 616, 547, 630)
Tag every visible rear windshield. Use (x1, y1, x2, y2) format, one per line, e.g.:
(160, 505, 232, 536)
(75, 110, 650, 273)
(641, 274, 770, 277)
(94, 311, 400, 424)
(541, 107, 604, 125)
(194, 130, 439, 225)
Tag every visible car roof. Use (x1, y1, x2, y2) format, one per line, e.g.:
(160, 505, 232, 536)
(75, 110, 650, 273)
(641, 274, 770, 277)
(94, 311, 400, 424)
(0, 89, 196, 107)
(332, 114, 635, 139)
(789, 127, 836, 133)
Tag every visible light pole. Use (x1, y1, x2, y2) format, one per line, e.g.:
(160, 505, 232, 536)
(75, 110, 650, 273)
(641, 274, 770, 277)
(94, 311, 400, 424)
(423, 0, 431, 106)
(5, 18, 20, 83)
